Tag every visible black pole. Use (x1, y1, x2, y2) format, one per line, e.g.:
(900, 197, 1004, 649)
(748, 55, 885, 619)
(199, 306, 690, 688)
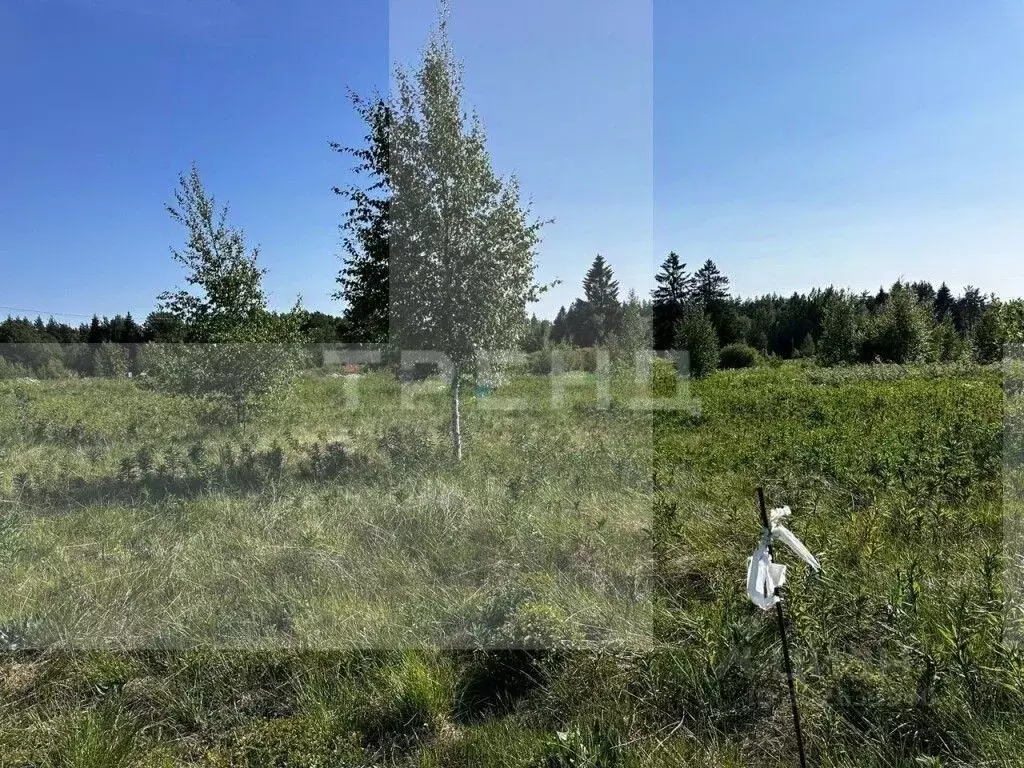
(757, 487, 809, 768)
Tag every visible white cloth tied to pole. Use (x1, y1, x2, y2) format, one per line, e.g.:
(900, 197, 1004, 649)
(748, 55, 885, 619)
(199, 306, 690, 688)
(746, 506, 821, 611)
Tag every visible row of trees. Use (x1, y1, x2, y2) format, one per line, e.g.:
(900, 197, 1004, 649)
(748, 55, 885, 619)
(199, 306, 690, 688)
(6, 252, 1022, 377)
(521, 251, 1024, 375)
(0, 309, 349, 348)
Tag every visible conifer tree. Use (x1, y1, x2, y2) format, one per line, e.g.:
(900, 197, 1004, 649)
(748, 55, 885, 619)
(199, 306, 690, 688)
(333, 98, 392, 343)
(582, 254, 620, 345)
(652, 251, 693, 350)
(692, 259, 730, 311)
(934, 282, 955, 322)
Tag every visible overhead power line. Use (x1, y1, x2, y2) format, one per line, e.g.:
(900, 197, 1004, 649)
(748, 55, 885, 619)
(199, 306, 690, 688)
(0, 306, 96, 320)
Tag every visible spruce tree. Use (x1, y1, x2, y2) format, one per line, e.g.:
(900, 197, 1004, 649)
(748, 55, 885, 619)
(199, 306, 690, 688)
(652, 251, 693, 350)
(693, 259, 730, 310)
(955, 286, 985, 335)
(797, 332, 816, 359)
(550, 306, 568, 344)
(86, 316, 103, 344)
(911, 280, 935, 305)
(582, 254, 621, 345)
(934, 282, 954, 322)
(333, 98, 392, 344)
(563, 300, 591, 347)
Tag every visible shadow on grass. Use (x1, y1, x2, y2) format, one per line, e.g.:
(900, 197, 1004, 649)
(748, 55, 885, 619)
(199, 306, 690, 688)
(7, 440, 381, 513)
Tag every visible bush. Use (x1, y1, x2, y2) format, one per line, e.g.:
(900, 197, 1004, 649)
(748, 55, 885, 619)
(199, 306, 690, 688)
(554, 346, 600, 373)
(863, 284, 930, 364)
(718, 342, 761, 370)
(37, 356, 75, 380)
(140, 328, 303, 423)
(0, 357, 28, 380)
(91, 343, 129, 378)
(673, 308, 719, 379)
(528, 346, 602, 375)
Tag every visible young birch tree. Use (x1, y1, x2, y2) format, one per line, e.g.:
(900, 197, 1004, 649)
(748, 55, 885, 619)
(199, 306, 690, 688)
(148, 166, 304, 422)
(385, 7, 546, 460)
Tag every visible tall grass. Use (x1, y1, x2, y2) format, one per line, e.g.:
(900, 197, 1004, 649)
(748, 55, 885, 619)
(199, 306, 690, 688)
(0, 362, 1019, 766)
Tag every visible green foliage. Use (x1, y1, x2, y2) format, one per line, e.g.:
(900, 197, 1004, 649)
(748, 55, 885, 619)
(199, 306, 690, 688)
(692, 259, 729, 311)
(819, 294, 860, 365)
(37, 356, 75, 380)
(652, 252, 694, 350)
(609, 290, 651, 366)
(532, 726, 626, 767)
(1000, 300, 1024, 344)
(148, 168, 305, 421)
(865, 283, 931, 363)
(931, 317, 966, 363)
(579, 254, 621, 346)
(674, 307, 719, 378)
(158, 166, 269, 340)
(211, 715, 364, 767)
(142, 332, 303, 424)
(332, 97, 392, 344)
(796, 331, 816, 359)
(379, 8, 547, 458)
(0, 357, 29, 379)
(718, 342, 761, 369)
(90, 343, 129, 378)
(971, 303, 1006, 364)
(377, 421, 445, 471)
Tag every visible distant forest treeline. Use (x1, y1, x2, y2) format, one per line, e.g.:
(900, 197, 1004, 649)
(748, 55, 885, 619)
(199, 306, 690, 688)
(3, 249, 1021, 378)
(526, 252, 1023, 370)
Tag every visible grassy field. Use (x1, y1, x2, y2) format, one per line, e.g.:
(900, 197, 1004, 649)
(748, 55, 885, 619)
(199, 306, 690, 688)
(0, 360, 1021, 766)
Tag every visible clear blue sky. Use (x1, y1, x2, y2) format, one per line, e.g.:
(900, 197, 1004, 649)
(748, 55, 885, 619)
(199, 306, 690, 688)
(2, 1, 1022, 324)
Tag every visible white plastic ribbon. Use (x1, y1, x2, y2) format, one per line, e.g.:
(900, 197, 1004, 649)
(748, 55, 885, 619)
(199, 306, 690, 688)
(746, 506, 821, 611)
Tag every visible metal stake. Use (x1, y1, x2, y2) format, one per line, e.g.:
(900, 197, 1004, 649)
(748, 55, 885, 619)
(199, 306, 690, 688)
(757, 486, 809, 768)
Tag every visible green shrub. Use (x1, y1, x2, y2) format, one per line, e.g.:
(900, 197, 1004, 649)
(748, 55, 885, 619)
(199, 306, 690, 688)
(91, 343, 130, 378)
(673, 308, 719, 379)
(0, 357, 28, 379)
(140, 335, 302, 423)
(718, 342, 761, 370)
(863, 284, 931, 364)
(37, 356, 75, 380)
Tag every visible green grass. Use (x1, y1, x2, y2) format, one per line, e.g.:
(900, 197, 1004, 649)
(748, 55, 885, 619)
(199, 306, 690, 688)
(0, 361, 1021, 766)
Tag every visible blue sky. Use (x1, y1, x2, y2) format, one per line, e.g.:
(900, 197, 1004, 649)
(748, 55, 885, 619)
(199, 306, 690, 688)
(1, 1, 1022, 323)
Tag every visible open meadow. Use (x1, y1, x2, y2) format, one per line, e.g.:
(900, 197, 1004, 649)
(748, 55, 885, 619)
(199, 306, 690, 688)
(0, 358, 1021, 766)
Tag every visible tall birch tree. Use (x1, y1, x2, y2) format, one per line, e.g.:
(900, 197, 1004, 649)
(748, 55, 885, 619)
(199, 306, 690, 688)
(384, 5, 547, 460)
